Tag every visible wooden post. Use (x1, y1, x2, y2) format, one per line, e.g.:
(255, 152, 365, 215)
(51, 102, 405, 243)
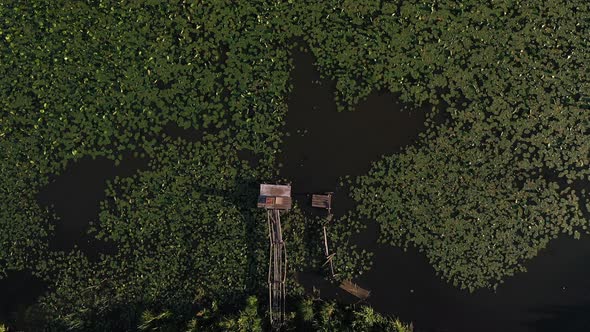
(323, 225, 335, 277)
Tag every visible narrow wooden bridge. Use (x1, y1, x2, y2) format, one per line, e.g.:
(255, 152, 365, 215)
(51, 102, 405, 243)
(258, 184, 292, 329)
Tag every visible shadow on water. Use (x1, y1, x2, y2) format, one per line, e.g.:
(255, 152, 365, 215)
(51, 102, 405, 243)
(280, 48, 590, 332)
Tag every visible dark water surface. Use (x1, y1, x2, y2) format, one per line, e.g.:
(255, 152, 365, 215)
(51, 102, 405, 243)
(362, 234, 590, 332)
(0, 271, 45, 328)
(282, 50, 590, 332)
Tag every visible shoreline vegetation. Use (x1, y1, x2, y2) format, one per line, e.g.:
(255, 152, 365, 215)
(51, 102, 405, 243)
(1, 0, 589, 330)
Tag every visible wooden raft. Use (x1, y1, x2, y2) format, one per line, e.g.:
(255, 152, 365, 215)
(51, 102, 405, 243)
(339, 280, 370, 300)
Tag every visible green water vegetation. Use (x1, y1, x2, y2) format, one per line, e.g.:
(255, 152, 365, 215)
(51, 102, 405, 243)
(28, 138, 340, 330)
(339, 0, 590, 290)
(136, 295, 412, 332)
(138, 295, 412, 332)
(1, 0, 589, 329)
(0, 1, 365, 329)
(4, 295, 413, 332)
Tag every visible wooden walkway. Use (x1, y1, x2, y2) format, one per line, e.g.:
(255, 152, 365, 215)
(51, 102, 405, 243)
(258, 184, 291, 330)
(267, 209, 286, 329)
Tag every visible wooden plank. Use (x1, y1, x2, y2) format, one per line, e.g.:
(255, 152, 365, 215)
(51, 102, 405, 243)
(311, 201, 328, 208)
(323, 226, 335, 276)
(339, 280, 370, 300)
(260, 184, 291, 197)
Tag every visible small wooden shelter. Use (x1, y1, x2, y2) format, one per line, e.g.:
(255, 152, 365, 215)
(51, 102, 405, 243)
(258, 184, 292, 210)
(311, 193, 332, 213)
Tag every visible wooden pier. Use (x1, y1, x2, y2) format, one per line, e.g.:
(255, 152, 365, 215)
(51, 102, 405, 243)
(258, 184, 291, 330)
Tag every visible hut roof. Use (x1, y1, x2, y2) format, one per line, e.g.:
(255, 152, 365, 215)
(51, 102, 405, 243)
(260, 184, 291, 197)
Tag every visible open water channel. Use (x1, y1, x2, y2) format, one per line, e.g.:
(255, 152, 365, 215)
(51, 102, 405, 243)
(2, 49, 590, 332)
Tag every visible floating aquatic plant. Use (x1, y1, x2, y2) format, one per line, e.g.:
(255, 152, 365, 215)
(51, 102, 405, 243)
(1, 0, 589, 329)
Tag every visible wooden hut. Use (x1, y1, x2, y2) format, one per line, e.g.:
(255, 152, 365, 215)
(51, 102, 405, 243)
(311, 192, 332, 213)
(257, 184, 292, 210)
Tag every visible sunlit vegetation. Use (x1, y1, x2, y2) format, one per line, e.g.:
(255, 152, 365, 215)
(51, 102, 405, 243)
(1, 0, 589, 329)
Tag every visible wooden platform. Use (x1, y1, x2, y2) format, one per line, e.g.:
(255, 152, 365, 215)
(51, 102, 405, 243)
(312, 193, 332, 211)
(339, 280, 370, 300)
(258, 196, 292, 210)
